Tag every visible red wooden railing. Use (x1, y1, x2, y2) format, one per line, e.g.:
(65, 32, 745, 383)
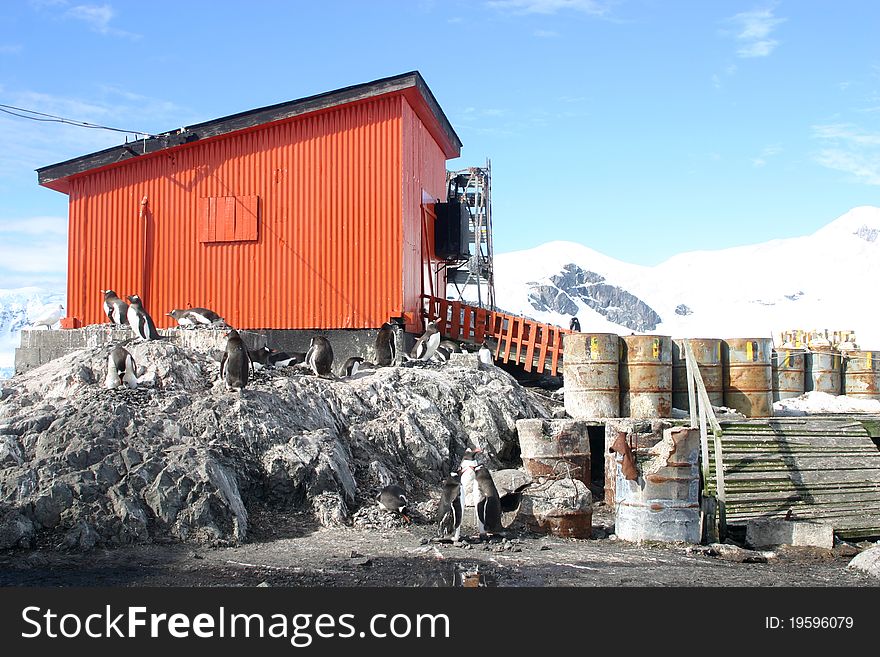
(422, 295, 572, 376)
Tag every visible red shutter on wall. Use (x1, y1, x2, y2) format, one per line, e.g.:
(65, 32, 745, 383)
(198, 196, 259, 243)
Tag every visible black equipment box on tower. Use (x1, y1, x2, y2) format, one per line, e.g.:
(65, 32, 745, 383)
(434, 200, 471, 260)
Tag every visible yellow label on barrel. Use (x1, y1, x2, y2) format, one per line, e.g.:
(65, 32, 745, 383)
(783, 350, 790, 367)
(653, 338, 660, 359)
(746, 341, 754, 361)
(590, 336, 599, 360)
(868, 352, 873, 368)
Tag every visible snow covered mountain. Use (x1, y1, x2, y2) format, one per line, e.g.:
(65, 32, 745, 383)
(466, 206, 880, 349)
(0, 287, 65, 379)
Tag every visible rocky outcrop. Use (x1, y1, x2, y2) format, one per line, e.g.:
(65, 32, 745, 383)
(0, 341, 547, 550)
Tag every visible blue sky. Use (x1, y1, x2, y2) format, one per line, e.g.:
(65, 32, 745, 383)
(1, 0, 879, 291)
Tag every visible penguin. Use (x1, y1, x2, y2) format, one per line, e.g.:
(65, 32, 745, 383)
(377, 484, 409, 521)
(248, 345, 271, 372)
(436, 472, 463, 542)
(340, 356, 364, 377)
(473, 464, 502, 536)
(104, 345, 138, 390)
(432, 345, 452, 363)
(374, 322, 397, 367)
(477, 340, 494, 366)
(31, 304, 64, 330)
(268, 349, 306, 368)
(569, 316, 581, 332)
(167, 307, 225, 329)
(220, 328, 250, 392)
(409, 321, 441, 361)
(439, 339, 461, 354)
(305, 336, 334, 376)
(458, 447, 483, 510)
(101, 290, 129, 326)
(126, 295, 160, 340)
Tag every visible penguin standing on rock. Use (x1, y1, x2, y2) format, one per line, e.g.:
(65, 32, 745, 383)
(306, 336, 334, 376)
(458, 448, 483, 509)
(437, 473, 463, 541)
(569, 316, 581, 332)
(377, 484, 409, 521)
(473, 464, 502, 536)
(220, 329, 250, 392)
(126, 295, 160, 340)
(478, 341, 494, 366)
(104, 345, 138, 389)
(102, 290, 129, 326)
(374, 322, 397, 367)
(409, 321, 441, 361)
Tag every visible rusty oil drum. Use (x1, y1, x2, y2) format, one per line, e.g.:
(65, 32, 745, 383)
(772, 348, 806, 401)
(723, 338, 773, 417)
(620, 335, 672, 418)
(516, 418, 592, 490)
(563, 332, 619, 418)
(844, 350, 880, 400)
(672, 338, 723, 412)
(805, 349, 842, 395)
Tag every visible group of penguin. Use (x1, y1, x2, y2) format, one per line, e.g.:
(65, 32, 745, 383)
(377, 448, 503, 541)
(100, 289, 228, 390)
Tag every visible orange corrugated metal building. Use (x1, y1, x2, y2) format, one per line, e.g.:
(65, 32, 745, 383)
(37, 72, 461, 333)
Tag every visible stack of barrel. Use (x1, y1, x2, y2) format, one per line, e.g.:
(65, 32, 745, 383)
(563, 333, 880, 420)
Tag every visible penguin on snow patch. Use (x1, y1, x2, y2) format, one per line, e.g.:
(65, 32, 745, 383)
(167, 307, 225, 329)
(220, 329, 250, 392)
(377, 484, 409, 521)
(306, 336, 334, 376)
(478, 341, 494, 366)
(374, 322, 398, 367)
(31, 304, 64, 330)
(437, 473, 463, 542)
(104, 345, 138, 390)
(473, 464, 502, 536)
(102, 290, 129, 326)
(126, 295, 160, 340)
(409, 321, 441, 361)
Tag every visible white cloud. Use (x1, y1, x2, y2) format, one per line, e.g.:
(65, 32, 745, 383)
(534, 29, 559, 38)
(66, 4, 140, 39)
(724, 7, 786, 58)
(487, 0, 611, 16)
(0, 216, 67, 236)
(813, 123, 880, 185)
(752, 144, 782, 168)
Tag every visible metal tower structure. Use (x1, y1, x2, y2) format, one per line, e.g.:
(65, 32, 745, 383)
(445, 160, 495, 309)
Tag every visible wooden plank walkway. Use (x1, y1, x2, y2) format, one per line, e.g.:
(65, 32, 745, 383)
(705, 416, 880, 539)
(422, 295, 572, 376)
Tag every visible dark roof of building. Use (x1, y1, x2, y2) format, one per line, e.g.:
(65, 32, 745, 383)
(37, 71, 462, 193)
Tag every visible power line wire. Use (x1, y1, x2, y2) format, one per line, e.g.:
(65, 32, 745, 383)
(0, 103, 154, 137)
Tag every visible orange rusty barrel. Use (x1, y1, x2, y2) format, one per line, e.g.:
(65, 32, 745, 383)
(723, 338, 773, 417)
(805, 349, 843, 395)
(844, 350, 880, 400)
(516, 419, 592, 489)
(563, 332, 620, 418)
(772, 348, 806, 401)
(672, 338, 723, 412)
(620, 335, 672, 418)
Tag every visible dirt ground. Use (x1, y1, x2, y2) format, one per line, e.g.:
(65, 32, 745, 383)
(1, 503, 877, 588)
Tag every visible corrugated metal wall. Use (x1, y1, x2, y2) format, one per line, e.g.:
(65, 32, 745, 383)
(67, 94, 418, 330)
(401, 98, 447, 332)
